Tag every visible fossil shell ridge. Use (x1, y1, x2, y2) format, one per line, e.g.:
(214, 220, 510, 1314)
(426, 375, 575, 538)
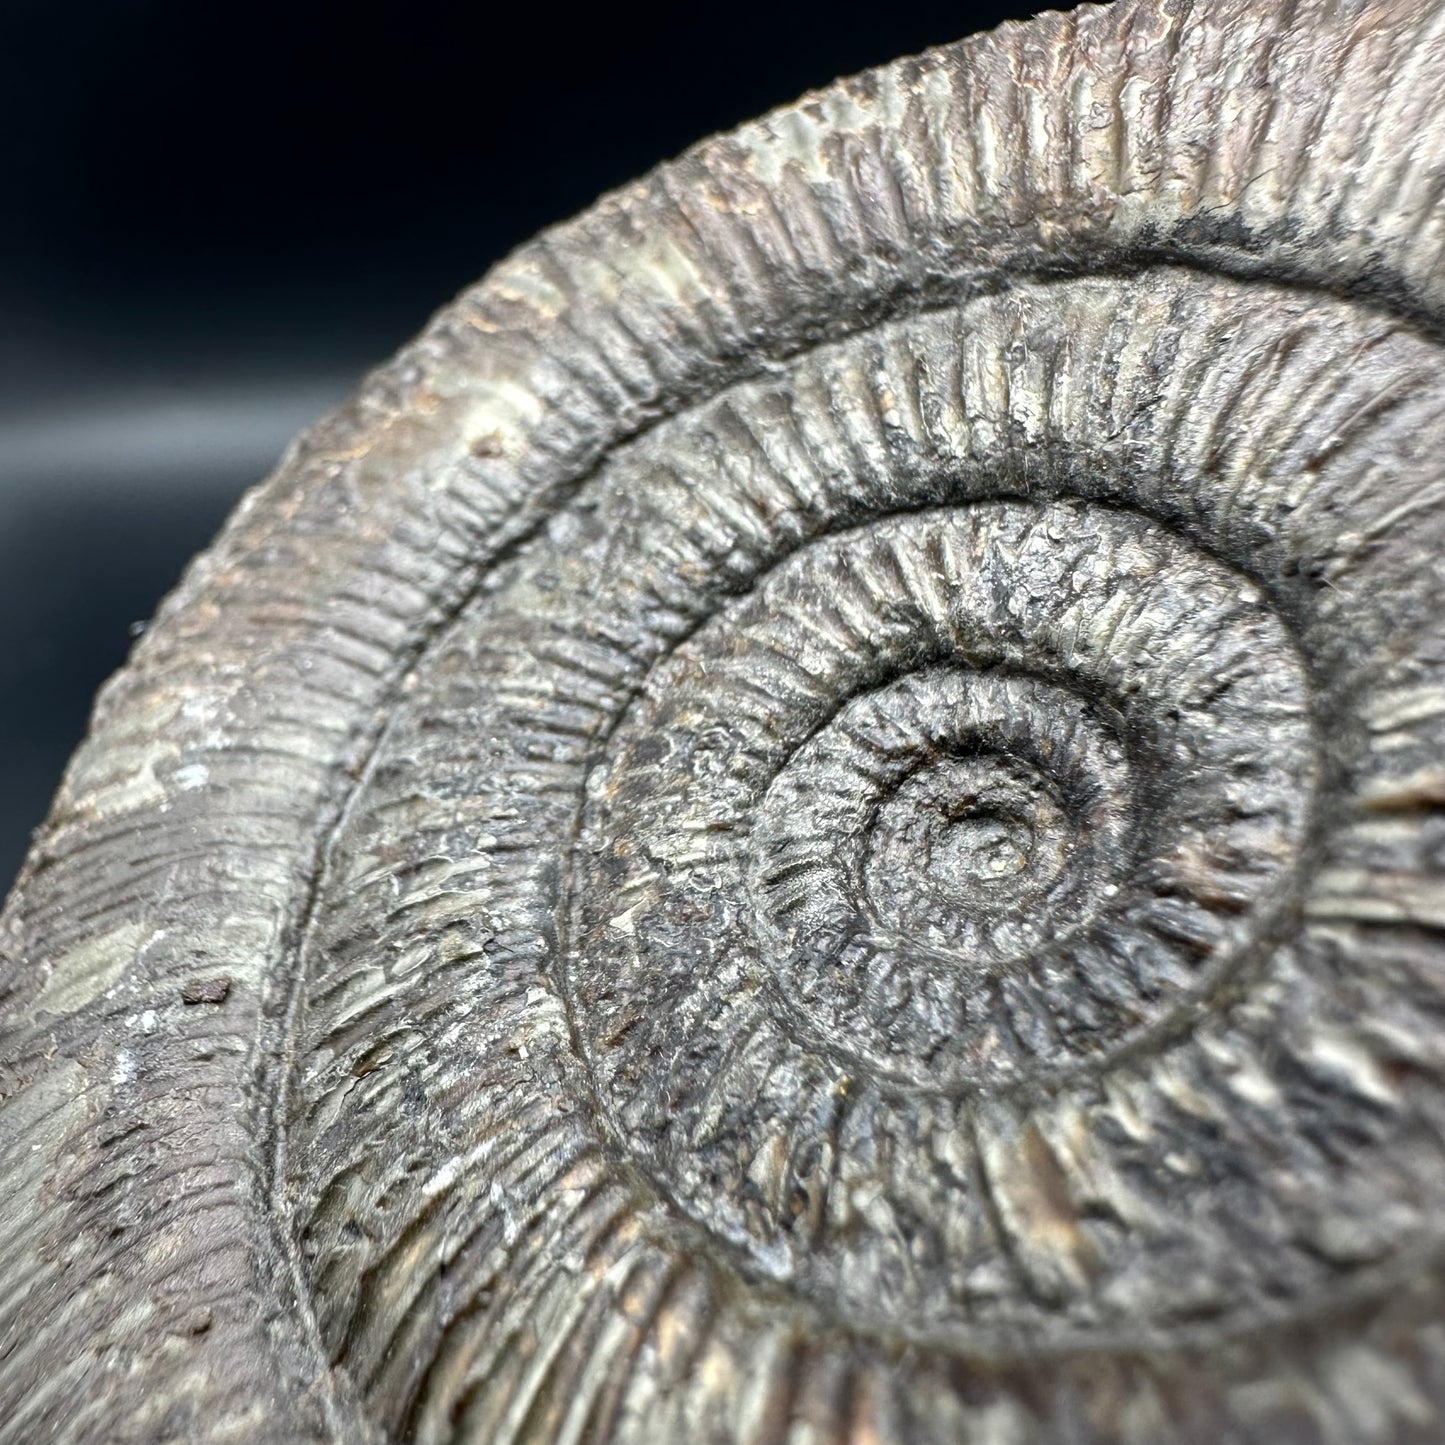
(7, 1, 1445, 1441)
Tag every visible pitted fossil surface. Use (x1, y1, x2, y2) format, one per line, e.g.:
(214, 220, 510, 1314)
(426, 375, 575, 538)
(7, 2, 1445, 1442)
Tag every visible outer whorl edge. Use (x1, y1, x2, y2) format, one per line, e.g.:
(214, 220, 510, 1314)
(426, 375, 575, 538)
(6, 2, 1445, 1442)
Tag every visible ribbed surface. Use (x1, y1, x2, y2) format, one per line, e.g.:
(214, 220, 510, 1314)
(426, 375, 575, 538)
(296, 272, 1445, 1441)
(3, 1, 1445, 1440)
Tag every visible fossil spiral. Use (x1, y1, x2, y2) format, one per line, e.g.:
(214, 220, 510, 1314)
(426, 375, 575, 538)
(8, 1, 1445, 1441)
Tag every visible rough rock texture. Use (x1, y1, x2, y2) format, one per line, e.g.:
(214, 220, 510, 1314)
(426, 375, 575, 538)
(6, 1, 1445, 1440)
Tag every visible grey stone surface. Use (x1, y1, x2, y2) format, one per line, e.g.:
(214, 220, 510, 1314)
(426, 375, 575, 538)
(6, 1, 1445, 1440)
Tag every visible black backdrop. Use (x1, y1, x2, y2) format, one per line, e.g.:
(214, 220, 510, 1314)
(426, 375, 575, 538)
(0, 0, 1050, 888)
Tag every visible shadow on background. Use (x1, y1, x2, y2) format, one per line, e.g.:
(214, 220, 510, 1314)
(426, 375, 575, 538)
(0, 0, 1046, 888)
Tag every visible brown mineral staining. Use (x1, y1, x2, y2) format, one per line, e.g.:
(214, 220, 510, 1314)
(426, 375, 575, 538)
(468, 430, 505, 458)
(1361, 769, 1445, 812)
(1012, 1122, 1102, 1290)
(7, 2, 1445, 1441)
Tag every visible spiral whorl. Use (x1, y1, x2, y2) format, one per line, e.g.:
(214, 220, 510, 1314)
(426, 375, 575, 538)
(7, 3, 1445, 1443)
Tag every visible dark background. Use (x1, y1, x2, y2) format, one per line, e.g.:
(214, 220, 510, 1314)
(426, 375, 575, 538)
(0, 0, 1050, 889)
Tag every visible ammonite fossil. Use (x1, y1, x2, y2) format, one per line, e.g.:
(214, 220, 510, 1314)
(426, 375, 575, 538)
(7, 0, 1445, 1440)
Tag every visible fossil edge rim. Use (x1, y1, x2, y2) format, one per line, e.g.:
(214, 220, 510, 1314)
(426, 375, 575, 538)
(5, 0, 1445, 1440)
